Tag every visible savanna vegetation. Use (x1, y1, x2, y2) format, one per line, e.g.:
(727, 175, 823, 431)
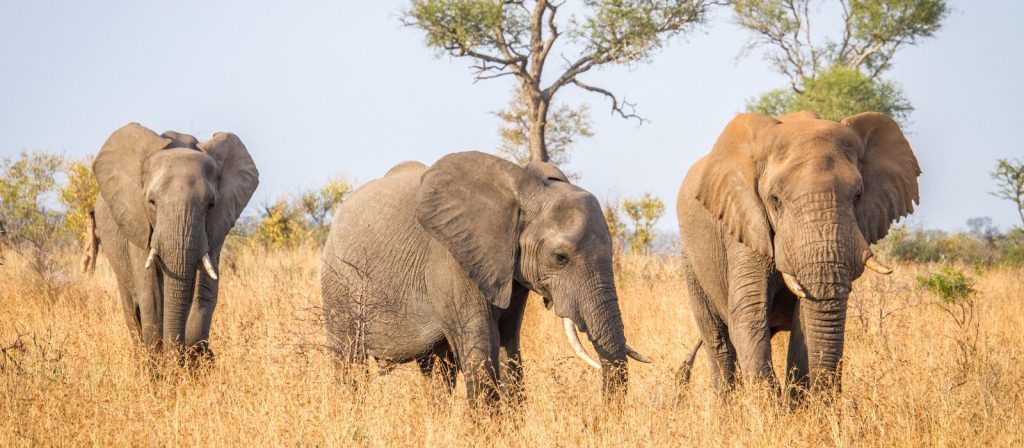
(2, 1, 1020, 446)
(737, 0, 949, 122)
(3, 237, 1023, 445)
(2, 145, 1024, 446)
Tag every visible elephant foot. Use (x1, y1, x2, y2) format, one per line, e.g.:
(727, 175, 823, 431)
(183, 340, 215, 369)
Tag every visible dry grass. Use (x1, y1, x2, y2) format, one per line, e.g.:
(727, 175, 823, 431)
(2, 245, 1022, 446)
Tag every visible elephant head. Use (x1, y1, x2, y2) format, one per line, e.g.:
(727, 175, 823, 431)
(415, 152, 648, 397)
(696, 111, 919, 391)
(93, 123, 258, 354)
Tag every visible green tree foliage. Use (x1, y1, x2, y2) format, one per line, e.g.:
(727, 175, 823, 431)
(57, 155, 99, 236)
(621, 192, 665, 255)
(735, 0, 948, 121)
(0, 151, 66, 250)
(746, 66, 912, 122)
(403, 0, 715, 163)
(495, 87, 594, 169)
(0, 151, 68, 280)
(991, 158, 1024, 227)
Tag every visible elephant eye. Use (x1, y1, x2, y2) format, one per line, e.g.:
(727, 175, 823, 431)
(553, 253, 570, 267)
(208, 201, 216, 210)
(768, 194, 781, 209)
(148, 199, 156, 206)
(854, 190, 863, 203)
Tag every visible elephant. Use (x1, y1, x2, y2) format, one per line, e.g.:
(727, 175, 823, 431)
(93, 123, 258, 363)
(321, 151, 650, 406)
(676, 111, 920, 395)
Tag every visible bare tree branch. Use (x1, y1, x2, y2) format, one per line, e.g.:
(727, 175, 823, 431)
(544, 54, 596, 99)
(571, 78, 648, 124)
(836, 0, 854, 63)
(536, 1, 562, 74)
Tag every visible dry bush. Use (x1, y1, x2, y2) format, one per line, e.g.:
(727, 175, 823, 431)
(2, 248, 1023, 446)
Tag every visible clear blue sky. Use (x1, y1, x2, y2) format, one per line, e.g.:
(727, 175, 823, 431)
(1, 1, 1021, 231)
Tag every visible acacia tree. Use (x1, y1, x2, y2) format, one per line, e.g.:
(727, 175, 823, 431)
(992, 158, 1024, 227)
(494, 87, 593, 168)
(621, 192, 665, 255)
(735, 0, 948, 122)
(403, 0, 716, 163)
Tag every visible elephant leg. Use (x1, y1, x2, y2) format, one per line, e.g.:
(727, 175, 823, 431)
(98, 223, 144, 348)
(132, 247, 163, 354)
(683, 265, 736, 392)
(725, 243, 777, 390)
(701, 317, 736, 393)
(726, 291, 777, 390)
(497, 283, 529, 406)
(785, 301, 810, 399)
(418, 345, 458, 398)
(185, 251, 220, 365)
(447, 317, 501, 407)
(114, 276, 142, 346)
(436, 349, 458, 392)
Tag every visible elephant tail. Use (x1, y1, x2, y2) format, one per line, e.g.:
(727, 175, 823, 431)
(676, 339, 703, 385)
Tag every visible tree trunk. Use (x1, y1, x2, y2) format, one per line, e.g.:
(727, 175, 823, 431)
(528, 94, 550, 163)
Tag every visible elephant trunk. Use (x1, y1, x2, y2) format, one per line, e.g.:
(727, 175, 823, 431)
(154, 203, 208, 357)
(798, 296, 848, 392)
(783, 193, 866, 393)
(580, 288, 629, 399)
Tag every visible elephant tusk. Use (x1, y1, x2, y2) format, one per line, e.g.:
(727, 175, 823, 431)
(865, 256, 893, 275)
(144, 247, 158, 269)
(782, 272, 807, 299)
(626, 344, 652, 363)
(678, 339, 703, 385)
(201, 253, 219, 280)
(562, 318, 601, 370)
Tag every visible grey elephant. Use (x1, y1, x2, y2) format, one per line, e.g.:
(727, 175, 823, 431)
(676, 111, 920, 394)
(93, 123, 258, 362)
(321, 151, 649, 406)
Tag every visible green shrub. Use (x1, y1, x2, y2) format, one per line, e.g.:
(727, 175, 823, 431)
(880, 223, 1024, 267)
(916, 267, 976, 304)
(253, 174, 354, 248)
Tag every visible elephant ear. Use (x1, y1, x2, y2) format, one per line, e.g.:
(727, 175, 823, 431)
(525, 161, 570, 183)
(416, 151, 533, 309)
(198, 132, 260, 251)
(93, 123, 171, 248)
(161, 131, 200, 149)
(843, 112, 921, 244)
(695, 113, 780, 258)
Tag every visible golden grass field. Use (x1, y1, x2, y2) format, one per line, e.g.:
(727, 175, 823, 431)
(2, 244, 1022, 446)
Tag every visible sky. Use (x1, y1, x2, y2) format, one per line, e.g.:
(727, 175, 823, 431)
(1, 1, 1021, 232)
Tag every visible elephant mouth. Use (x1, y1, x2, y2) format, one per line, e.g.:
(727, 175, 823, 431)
(542, 295, 553, 310)
(780, 250, 894, 300)
(561, 318, 651, 368)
